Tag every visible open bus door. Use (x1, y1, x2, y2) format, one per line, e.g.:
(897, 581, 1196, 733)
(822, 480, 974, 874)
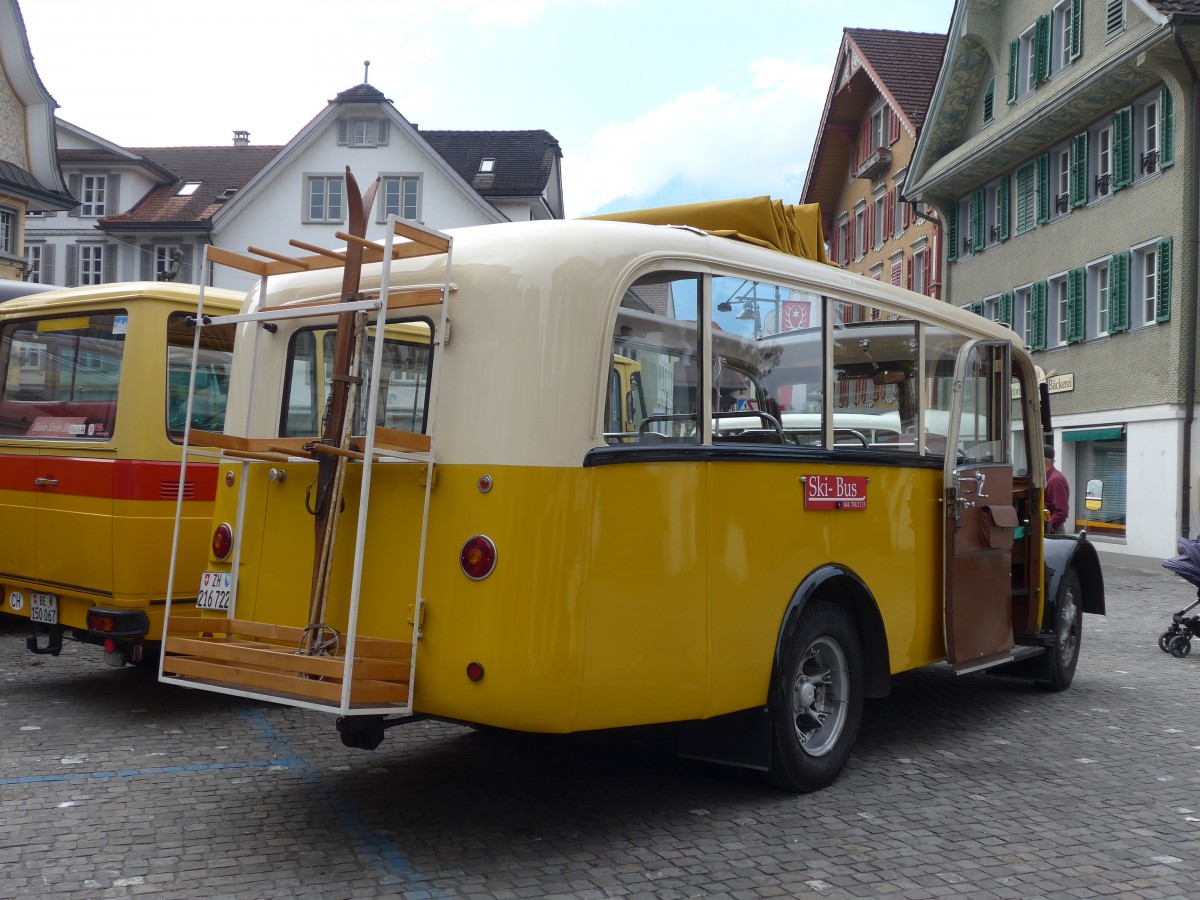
(943, 340, 1019, 673)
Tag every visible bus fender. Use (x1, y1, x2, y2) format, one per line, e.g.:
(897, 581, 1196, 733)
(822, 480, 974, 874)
(1044, 534, 1106, 617)
(774, 565, 892, 700)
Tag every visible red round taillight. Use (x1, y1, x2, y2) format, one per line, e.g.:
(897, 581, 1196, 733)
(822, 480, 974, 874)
(212, 523, 234, 561)
(466, 661, 485, 682)
(460, 535, 497, 580)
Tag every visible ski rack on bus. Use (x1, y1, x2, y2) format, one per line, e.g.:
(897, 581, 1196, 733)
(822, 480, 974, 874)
(159, 215, 452, 717)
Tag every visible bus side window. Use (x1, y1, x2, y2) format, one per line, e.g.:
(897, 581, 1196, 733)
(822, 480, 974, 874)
(611, 273, 702, 444)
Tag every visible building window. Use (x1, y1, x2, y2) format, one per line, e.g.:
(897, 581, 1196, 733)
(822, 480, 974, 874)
(1132, 242, 1158, 327)
(911, 243, 928, 295)
(1013, 285, 1032, 345)
(1052, 0, 1079, 73)
(479, 157, 496, 174)
(1087, 260, 1110, 340)
(1048, 273, 1069, 346)
(305, 176, 344, 223)
(1092, 123, 1113, 197)
(154, 245, 181, 281)
(984, 179, 1008, 247)
(81, 175, 107, 217)
(1052, 144, 1071, 217)
(25, 243, 43, 282)
(1015, 162, 1037, 234)
(889, 253, 903, 286)
(1136, 94, 1160, 178)
(1105, 0, 1124, 41)
(836, 216, 849, 266)
(380, 175, 420, 222)
(79, 245, 105, 286)
(336, 118, 390, 148)
(0, 207, 14, 254)
(872, 191, 885, 249)
(176, 181, 201, 197)
(853, 204, 865, 261)
(867, 103, 887, 152)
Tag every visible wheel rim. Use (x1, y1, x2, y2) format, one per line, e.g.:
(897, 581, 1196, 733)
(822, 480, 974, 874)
(1056, 585, 1080, 667)
(790, 635, 849, 758)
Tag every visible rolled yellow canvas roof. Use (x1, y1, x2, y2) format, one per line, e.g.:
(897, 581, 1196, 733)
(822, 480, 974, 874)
(587, 196, 830, 264)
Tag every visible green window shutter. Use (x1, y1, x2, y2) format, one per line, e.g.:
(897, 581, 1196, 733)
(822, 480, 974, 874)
(1069, 133, 1088, 207)
(1036, 154, 1050, 223)
(984, 78, 995, 123)
(972, 189, 986, 252)
(1030, 282, 1047, 351)
(1036, 15, 1051, 84)
(1066, 267, 1086, 342)
(1109, 251, 1130, 332)
(1016, 165, 1032, 231)
(947, 202, 959, 262)
(1161, 86, 1175, 169)
(971, 301, 985, 317)
(998, 176, 1010, 241)
(1000, 291, 1014, 327)
(1156, 236, 1173, 322)
(1007, 39, 1019, 104)
(1113, 109, 1133, 190)
(1070, 0, 1083, 60)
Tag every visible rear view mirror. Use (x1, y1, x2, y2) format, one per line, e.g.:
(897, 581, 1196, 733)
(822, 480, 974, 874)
(1085, 478, 1103, 511)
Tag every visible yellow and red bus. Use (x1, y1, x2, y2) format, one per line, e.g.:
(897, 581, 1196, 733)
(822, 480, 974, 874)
(0, 282, 240, 666)
(159, 196, 1104, 792)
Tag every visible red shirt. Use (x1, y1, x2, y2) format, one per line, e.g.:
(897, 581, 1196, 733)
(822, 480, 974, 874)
(1045, 465, 1069, 531)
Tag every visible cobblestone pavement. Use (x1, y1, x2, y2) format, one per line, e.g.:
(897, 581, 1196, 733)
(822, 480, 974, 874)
(1, 547, 1198, 899)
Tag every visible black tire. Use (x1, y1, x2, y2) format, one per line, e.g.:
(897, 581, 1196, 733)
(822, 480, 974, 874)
(1160, 632, 1175, 653)
(1170, 635, 1191, 658)
(765, 600, 864, 793)
(1037, 569, 1082, 692)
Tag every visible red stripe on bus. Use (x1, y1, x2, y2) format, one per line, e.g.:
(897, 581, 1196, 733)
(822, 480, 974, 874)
(0, 457, 217, 502)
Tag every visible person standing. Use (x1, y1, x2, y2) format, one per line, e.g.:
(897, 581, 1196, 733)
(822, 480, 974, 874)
(1044, 444, 1069, 534)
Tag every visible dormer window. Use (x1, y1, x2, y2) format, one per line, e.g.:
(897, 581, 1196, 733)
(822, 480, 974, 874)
(336, 118, 390, 147)
(479, 158, 496, 174)
(177, 181, 201, 197)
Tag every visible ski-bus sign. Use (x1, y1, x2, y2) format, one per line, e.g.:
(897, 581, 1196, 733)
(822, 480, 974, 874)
(804, 474, 868, 511)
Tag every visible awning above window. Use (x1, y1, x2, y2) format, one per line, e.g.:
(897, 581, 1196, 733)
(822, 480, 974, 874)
(1062, 426, 1125, 442)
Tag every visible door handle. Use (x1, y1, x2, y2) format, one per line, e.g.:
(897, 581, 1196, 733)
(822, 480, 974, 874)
(33, 477, 58, 488)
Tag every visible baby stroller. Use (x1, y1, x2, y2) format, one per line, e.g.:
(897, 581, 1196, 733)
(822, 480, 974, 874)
(1160, 536, 1200, 657)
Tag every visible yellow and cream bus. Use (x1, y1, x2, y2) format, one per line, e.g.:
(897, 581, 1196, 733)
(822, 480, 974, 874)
(0, 282, 241, 667)
(159, 194, 1104, 792)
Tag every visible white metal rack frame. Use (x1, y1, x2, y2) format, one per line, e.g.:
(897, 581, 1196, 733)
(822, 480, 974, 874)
(159, 215, 452, 717)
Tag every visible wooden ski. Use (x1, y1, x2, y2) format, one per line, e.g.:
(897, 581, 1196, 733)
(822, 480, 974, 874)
(303, 166, 379, 654)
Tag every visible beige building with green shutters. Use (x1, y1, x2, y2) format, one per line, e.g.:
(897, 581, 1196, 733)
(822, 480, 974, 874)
(906, 0, 1200, 559)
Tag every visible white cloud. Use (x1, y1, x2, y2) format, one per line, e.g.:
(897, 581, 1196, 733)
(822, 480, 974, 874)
(563, 56, 831, 217)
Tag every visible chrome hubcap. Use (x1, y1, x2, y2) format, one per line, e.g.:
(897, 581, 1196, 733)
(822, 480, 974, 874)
(790, 635, 849, 758)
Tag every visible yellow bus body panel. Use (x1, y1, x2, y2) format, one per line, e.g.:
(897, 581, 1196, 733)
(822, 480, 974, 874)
(211, 457, 948, 733)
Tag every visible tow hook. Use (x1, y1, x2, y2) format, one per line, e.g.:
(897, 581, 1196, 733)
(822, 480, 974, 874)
(26, 625, 64, 656)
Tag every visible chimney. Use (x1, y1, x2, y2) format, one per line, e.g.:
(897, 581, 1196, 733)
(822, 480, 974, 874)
(232, 130, 250, 147)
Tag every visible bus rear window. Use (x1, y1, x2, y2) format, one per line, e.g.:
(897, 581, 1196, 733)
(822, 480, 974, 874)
(280, 319, 434, 438)
(167, 312, 235, 440)
(0, 312, 126, 440)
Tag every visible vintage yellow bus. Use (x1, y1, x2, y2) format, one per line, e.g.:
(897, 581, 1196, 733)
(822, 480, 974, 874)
(159, 194, 1104, 792)
(0, 282, 241, 666)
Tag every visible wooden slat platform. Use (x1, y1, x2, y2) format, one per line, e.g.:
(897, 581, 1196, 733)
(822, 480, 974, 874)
(162, 616, 411, 707)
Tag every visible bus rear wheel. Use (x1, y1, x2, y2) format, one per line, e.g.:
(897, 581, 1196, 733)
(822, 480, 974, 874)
(766, 600, 864, 792)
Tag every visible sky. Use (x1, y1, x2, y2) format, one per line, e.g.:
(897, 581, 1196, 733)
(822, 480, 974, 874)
(19, 0, 955, 218)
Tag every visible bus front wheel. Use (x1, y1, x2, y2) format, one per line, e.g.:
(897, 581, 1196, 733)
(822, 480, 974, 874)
(767, 600, 864, 792)
(1037, 569, 1082, 692)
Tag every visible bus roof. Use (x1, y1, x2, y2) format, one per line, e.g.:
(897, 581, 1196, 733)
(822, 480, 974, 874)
(0, 281, 245, 317)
